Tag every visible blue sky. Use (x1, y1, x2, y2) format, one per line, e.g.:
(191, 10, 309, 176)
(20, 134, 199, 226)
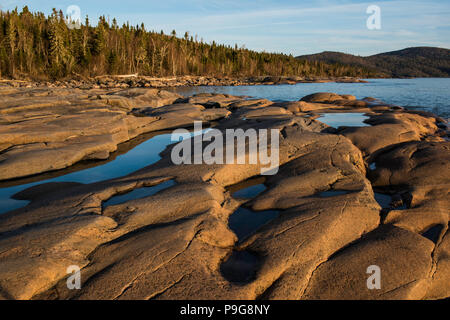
(1, 0, 449, 56)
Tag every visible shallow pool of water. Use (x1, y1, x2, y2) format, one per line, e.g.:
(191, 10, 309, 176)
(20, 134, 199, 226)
(232, 184, 266, 199)
(374, 193, 392, 209)
(229, 207, 279, 243)
(227, 176, 267, 199)
(422, 224, 444, 244)
(319, 190, 349, 197)
(0, 129, 208, 215)
(317, 113, 370, 128)
(226, 177, 278, 242)
(220, 250, 260, 284)
(102, 179, 176, 207)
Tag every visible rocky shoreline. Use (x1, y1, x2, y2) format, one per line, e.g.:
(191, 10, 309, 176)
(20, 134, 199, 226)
(0, 75, 368, 90)
(0, 86, 448, 300)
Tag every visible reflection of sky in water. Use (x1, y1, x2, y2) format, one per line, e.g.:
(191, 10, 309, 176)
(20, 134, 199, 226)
(229, 207, 279, 243)
(374, 193, 392, 209)
(0, 130, 207, 214)
(319, 190, 349, 197)
(220, 250, 260, 284)
(232, 184, 266, 199)
(102, 179, 176, 207)
(317, 113, 370, 128)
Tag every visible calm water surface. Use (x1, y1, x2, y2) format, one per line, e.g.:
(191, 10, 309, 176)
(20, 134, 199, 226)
(318, 113, 370, 128)
(0, 130, 207, 214)
(169, 78, 450, 118)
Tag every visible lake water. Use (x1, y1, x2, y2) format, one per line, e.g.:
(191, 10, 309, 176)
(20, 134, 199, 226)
(170, 78, 450, 119)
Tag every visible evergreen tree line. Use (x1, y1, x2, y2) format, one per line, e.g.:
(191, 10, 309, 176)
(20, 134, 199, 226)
(0, 7, 376, 80)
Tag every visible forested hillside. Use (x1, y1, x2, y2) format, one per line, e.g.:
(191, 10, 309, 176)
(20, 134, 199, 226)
(0, 7, 375, 80)
(297, 47, 450, 78)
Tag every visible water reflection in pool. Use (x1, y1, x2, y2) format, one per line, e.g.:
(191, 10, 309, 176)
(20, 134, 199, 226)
(228, 207, 279, 243)
(220, 250, 261, 284)
(226, 177, 279, 243)
(102, 179, 176, 208)
(318, 190, 349, 197)
(231, 183, 266, 199)
(227, 176, 266, 199)
(0, 129, 208, 214)
(317, 113, 370, 128)
(374, 193, 392, 209)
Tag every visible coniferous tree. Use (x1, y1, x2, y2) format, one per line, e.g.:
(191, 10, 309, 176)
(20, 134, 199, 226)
(0, 7, 377, 80)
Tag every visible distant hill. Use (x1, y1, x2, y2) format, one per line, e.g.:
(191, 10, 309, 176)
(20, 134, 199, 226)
(297, 47, 450, 78)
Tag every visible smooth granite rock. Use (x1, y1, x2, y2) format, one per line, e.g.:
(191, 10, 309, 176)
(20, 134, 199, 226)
(0, 89, 447, 300)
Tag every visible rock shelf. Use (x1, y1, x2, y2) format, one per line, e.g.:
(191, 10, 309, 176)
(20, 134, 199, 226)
(0, 86, 448, 300)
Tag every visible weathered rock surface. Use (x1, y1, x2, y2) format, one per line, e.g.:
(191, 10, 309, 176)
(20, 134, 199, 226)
(368, 141, 449, 258)
(364, 138, 450, 299)
(370, 140, 450, 188)
(236, 129, 381, 299)
(0, 88, 235, 180)
(0, 89, 447, 300)
(340, 112, 441, 160)
(301, 92, 356, 103)
(303, 225, 435, 299)
(425, 229, 450, 300)
(301, 92, 372, 108)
